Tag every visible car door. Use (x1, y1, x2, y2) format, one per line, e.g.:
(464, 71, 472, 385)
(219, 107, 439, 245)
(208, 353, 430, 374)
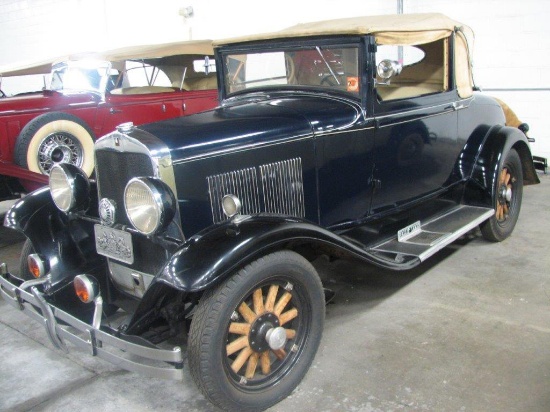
(100, 92, 182, 133)
(370, 39, 461, 215)
(316, 119, 376, 228)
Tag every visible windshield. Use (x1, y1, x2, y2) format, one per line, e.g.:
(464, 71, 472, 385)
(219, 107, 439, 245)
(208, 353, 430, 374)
(223, 44, 360, 97)
(50, 60, 112, 94)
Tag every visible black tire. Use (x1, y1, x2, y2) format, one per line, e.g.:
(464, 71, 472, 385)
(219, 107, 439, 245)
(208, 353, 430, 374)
(18, 238, 35, 280)
(14, 112, 95, 176)
(481, 148, 523, 242)
(188, 250, 325, 411)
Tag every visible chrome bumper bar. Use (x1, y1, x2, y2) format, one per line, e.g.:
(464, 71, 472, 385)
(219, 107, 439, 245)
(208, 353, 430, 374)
(0, 264, 184, 380)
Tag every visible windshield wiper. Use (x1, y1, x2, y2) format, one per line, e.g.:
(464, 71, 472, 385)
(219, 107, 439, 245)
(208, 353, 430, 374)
(315, 46, 340, 85)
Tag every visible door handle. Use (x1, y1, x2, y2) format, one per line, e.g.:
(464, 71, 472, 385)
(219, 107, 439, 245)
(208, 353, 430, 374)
(449, 101, 466, 111)
(109, 108, 122, 114)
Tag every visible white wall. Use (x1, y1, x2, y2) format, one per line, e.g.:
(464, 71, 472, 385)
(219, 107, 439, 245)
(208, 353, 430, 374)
(1, 0, 549, 158)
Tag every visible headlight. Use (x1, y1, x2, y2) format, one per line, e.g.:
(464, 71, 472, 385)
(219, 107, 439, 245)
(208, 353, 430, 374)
(124, 177, 176, 235)
(49, 164, 90, 212)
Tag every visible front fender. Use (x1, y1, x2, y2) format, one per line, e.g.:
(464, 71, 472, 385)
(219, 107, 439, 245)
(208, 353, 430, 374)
(155, 214, 419, 293)
(463, 125, 539, 207)
(4, 186, 58, 235)
(3, 186, 103, 287)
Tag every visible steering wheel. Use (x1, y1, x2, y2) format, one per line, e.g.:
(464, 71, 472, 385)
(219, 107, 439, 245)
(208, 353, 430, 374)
(285, 54, 296, 84)
(319, 74, 344, 87)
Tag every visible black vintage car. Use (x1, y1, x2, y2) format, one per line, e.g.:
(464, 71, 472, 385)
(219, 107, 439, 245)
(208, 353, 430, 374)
(0, 13, 539, 411)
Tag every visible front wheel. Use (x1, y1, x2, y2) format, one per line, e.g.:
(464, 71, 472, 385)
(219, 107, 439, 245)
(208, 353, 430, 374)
(14, 112, 95, 176)
(188, 250, 325, 411)
(481, 148, 523, 242)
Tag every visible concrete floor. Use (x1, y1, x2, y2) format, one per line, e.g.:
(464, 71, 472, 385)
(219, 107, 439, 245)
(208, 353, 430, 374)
(1, 173, 549, 412)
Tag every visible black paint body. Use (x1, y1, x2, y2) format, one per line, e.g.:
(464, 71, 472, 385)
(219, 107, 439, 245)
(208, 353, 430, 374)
(4, 34, 539, 331)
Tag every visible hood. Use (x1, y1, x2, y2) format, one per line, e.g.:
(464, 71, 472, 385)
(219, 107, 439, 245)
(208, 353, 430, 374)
(139, 93, 360, 162)
(0, 90, 98, 117)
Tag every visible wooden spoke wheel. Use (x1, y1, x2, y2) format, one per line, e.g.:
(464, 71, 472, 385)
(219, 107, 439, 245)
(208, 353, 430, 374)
(225, 281, 301, 384)
(481, 148, 523, 242)
(188, 251, 325, 411)
(496, 167, 514, 222)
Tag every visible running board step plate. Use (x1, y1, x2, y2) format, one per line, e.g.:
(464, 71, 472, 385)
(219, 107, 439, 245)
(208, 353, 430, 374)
(369, 205, 494, 263)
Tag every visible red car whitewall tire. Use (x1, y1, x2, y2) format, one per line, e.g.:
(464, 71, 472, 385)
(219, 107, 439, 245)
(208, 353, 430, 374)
(14, 112, 95, 176)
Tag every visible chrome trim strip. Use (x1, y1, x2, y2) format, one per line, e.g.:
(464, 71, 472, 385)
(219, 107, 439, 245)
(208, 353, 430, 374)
(174, 124, 375, 165)
(315, 125, 375, 137)
(376, 111, 455, 129)
(174, 134, 313, 164)
(0, 273, 184, 380)
(417, 208, 494, 262)
(374, 97, 474, 121)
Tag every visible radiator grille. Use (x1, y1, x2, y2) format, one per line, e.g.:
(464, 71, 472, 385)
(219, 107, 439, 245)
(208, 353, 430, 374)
(208, 158, 304, 223)
(95, 151, 154, 225)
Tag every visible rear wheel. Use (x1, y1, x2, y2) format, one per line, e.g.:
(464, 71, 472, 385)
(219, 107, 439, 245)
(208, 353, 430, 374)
(188, 250, 325, 411)
(481, 148, 523, 242)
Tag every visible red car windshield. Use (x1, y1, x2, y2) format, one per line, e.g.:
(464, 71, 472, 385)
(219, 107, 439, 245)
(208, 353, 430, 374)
(50, 60, 112, 94)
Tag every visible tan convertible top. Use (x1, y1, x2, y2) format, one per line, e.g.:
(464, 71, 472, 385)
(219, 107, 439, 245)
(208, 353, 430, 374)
(0, 39, 214, 77)
(215, 13, 470, 46)
(215, 13, 474, 98)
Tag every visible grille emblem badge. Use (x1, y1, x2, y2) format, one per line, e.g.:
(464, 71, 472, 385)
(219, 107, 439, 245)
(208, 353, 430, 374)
(99, 198, 116, 226)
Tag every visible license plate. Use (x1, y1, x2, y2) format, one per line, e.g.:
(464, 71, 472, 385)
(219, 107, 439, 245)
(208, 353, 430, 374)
(94, 225, 134, 264)
(397, 220, 421, 242)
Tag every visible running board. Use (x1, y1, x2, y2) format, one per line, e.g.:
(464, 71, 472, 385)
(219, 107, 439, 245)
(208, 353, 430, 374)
(368, 205, 494, 263)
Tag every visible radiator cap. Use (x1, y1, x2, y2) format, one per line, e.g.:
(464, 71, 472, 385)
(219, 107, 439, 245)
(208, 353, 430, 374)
(116, 122, 134, 133)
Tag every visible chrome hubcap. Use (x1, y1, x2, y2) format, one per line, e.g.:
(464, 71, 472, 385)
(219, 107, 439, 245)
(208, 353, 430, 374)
(265, 327, 287, 350)
(38, 133, 83, 174)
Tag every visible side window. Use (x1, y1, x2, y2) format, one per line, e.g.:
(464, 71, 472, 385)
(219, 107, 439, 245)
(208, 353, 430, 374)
(376, 39, 449, 102)
(123, 61, 171, 87)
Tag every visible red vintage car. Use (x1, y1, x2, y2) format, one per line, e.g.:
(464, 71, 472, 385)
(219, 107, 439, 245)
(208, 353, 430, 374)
(0, 40, 218, 200)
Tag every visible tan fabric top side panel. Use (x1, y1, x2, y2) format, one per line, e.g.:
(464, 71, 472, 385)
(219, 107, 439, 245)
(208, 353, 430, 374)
(214, 13, 469, 46)
(0, 59, 63, 76)
(95, 40, 214, 62)
(455, 30, 474, 98)
(0, 40, 214, 77)
(375, 30, 450, 46)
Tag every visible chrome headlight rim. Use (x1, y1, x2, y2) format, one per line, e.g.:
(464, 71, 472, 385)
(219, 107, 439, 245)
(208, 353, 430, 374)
(49, 163, 90, 213)
(124, 177, 176, 236)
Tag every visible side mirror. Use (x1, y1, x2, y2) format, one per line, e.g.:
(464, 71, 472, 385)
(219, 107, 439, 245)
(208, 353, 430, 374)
(376, 60, 402, 85)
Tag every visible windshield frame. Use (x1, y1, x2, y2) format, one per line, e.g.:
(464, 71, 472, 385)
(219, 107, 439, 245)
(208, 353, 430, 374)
(49, 60, 112, 95)
(216, 37, 365, 102)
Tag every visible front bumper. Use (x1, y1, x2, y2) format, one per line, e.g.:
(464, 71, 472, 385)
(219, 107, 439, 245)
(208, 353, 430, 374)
(0, 264, 184, 380)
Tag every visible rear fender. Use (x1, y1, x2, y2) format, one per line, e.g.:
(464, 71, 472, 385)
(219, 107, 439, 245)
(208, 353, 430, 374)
(463, 125, 539, 207)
